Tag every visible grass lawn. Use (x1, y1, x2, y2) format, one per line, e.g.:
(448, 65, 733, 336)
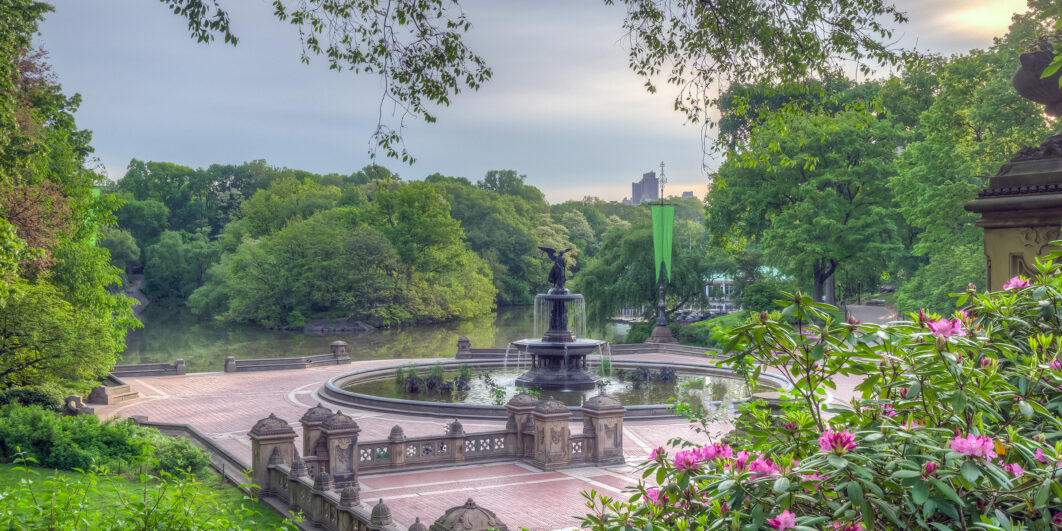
(0, 463, 293, 528)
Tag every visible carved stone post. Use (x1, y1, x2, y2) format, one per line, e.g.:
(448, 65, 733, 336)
(300, 404, 333, 457)
(505, 393, 538, 457)
(174, 359, 186, 375)
(320, 410, 361, 488)
(248, 413, 296, 495)
(224, 356, 236, 372)
(581, 394, 626, 466)
(456, 336, 471, 357)
(449, 419, 466, 464)
(330, 340, 350, 362)
(388, 425, 406, 468)
(530, 397, 571, 470)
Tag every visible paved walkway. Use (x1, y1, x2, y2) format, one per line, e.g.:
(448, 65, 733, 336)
(94, 354, 747, 530)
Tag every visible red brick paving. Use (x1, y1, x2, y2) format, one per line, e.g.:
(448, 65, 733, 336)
(95, 354, 863, 530)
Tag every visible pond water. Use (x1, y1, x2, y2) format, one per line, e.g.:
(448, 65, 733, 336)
(342, 367, 755, 407)
(121, 305, 628, 373)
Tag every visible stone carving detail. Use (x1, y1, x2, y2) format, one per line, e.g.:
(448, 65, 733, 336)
(1020, 227, 1062, 255)
(1011, 133, 1062, 162)
(571, 440, 583, 454)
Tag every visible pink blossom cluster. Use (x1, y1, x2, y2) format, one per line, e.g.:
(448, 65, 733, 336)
(1002, 462, 1024, 478)
(1003, 275, 1029, 290)
(949, 434, 997, 460)
(881, 404, 898, 417)
(671, 443, 733, 472)
(1051, 360, 1062, 371)
(818, 429, 858, 455)
(928, 318, 965, 339)
(831, 523, 864, 531)
(766, 510, 796, 530)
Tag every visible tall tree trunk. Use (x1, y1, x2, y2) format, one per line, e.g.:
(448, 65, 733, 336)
(824, 274, 835, 305)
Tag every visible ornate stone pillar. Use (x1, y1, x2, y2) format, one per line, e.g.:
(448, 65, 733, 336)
(505, 393, 538, 457)
(456, 336, 471, 357)
(330, 340, 350, 362)
(580, 394, 626, 466)
(448, 419, 466, 464)
(530, 397, 571, 470)
(300, 403, 333, 458)
(387, 425, 406, 468)
(248, 413, 296, 495)
(320, 410, 361, 489)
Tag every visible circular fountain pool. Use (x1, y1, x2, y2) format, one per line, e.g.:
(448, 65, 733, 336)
(319, 359, 788, 420)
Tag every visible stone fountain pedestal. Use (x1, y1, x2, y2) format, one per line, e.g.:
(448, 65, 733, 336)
(513, 289, 603, 391)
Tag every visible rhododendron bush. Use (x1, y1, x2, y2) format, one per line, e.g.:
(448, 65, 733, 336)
(581, 261, 1062, 530)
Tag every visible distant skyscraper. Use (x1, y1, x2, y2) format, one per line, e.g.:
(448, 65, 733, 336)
(681, 191, 694, 199)
(631, 170, 659, 206)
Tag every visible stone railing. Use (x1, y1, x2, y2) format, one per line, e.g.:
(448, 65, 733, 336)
(609, 343, 718, 357)
(248, 393, 626, 528)
(111, 360, 186, 377)
(225, 341, 352, 372)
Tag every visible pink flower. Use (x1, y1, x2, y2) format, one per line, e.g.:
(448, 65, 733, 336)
(799, 472, 823, 481)
(980, 357, 995, 368)
(1003, 462, 1024, 478)
(699, 443, 733, 461)
(917, 309, 930, 326)
(831, 523, 864, 531)
(928, 318, 965, 338)
(1003, 275, 1029, 290)
(924, 462, 938, 476)
(645, 487, 663, 506)
(673, 450, 700, 471)
(956, 310, 971, 324)
(950, 434, 997, 460)
(818, 429, 857, 455)
(882, 404, 898, 417)
(727, 450, 751, 473)
(1051, 360, 1062, 371)
(748, 454, 781, 479)
(1036, 448, 1048, 463)
(767, 510, 796, 530)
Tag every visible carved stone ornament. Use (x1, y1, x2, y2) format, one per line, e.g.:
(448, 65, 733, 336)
(312, 471, 332, 492)
(582, 393, 623, 412)
(288, 456, 307, 479)
(370, 499, 393, 526)
(339, 484, 360, 508)
(300, 403, 334, 424)
(388, 424, 407, 442)
(533, 396, 568, 414)
(321, 410, 360, 432)
(409, 517, 429, 531)
(505, 392, 539, 407)
(249, 413, 296, 437)
(429, 498, 509, 531)
(1020, 226, 1062, 255)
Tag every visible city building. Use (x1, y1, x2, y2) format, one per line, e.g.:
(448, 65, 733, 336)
(681, 191, 694, 199)
(630, 171, 659, 205)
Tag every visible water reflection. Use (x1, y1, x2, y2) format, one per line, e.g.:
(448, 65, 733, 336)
(122, 306, 628, 373)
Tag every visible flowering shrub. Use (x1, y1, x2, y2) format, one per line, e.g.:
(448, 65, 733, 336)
(581, 261, 1062, 529)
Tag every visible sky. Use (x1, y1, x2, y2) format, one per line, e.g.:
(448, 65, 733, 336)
(37, 0, 1030, 203)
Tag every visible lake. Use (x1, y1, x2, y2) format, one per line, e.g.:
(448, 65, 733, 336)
(121, 305, 629, 373)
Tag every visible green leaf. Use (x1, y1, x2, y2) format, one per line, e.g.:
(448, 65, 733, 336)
(1035, 481, 1051, 509)
(773, 477, 790, 494)
(907, 381, 921, 399)
(912, 480, 930, 505)
(931, 478, 964, 507)
(717, 479, 735, 492)
(891, 470, 922, 480)
(960, 460, 981, 483)
(1019, 400, 1033, 419)
(827, 454, 848, 469)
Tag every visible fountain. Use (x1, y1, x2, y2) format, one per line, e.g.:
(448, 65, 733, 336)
(511, 247, 605, 390)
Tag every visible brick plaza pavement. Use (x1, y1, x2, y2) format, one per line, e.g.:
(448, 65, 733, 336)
(93, 354, 861, 530)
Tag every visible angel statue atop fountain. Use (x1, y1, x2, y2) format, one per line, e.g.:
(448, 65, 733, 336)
(539, 247, 572, 291)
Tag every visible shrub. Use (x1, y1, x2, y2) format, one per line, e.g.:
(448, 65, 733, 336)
(152, 435, 210, 475)
(0, 404, 153, 471)
(581, 259, 1062, 530)
(741, 277, 788, 311)
(0, 384, 65, 411)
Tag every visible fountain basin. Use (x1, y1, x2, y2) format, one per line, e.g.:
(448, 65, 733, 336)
(511, 338, 605, 390)
(319, 359, 790, 420)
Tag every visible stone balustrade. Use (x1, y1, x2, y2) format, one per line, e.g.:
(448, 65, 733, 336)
(248, 392, 625, 529)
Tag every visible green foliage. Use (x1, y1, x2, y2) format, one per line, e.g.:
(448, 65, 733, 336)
(0, 385, 64, 412)
(151, 435, 210, 475)
(709, 107, 905, 302)
(575, 219, 708, 324)
(114, 197, 170, 247)
(97, 226, 140, 272)
(741, 277, 788, 312)
(0, 405, 150, 471)
(0, 452, 296, 529)
(143, 230, 219, 301)
(582, 266, 1062, 528)
(458, 363, 474, 380)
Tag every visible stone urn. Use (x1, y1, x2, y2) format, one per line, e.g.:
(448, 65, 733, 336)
(1013, 40, 1062, 116)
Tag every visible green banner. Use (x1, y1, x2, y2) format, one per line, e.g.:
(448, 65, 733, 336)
(651, 204, 674, 282)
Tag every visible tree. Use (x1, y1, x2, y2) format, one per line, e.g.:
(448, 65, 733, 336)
(574, 219, 708, 324)
(142, 230, 220, 301)
(889, 15, 1054, 312)
(114, 198, 169, 247)
(708, 107, 905, 303)
(477, 170, 547, 210)
(98, 227, 139, 272)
